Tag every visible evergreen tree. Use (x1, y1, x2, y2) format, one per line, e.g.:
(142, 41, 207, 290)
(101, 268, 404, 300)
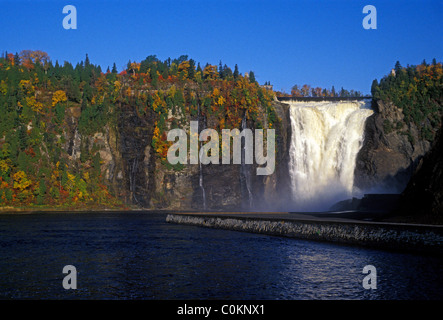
(92, 152, 101, 178)
(150, 64, 159, 88)
(188, 59, 196, 79)
(223, 64, 232, 79)
(85, 53, 90, 67)
(394, 61, 402, 73)
(233, 64, 239, 79)
(218, 61, 224, 79)
(371, 79, 379, 97)
(14, 52, 20, 66)
(17, 125, 28, 151)
(322, 88, 328, 96)
(82, 83, 93, 102)
(249, 71, 256, 84)
(174, 55, 188, 66)
(37, 178, 46, 205)
(17, 151, 31, 172)
(112, 62, 118, 74)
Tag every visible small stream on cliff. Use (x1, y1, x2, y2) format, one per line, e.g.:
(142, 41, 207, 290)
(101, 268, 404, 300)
(241, 113, 253, 209)
(0, 212, 441, 300)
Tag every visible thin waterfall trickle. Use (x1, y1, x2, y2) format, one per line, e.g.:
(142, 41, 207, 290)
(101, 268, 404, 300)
(197, 103, 207, 210)
(199, 149, 207, 210)
(287, 100, 373, 211)
(241, 113, 253, 209)
(129, 157, 140, 205)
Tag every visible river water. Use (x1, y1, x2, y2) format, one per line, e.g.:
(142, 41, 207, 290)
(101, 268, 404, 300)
(0, 211, 442, 300)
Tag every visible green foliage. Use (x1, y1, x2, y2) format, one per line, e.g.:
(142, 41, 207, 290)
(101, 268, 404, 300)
(383, 119, 393, 134)
(0, 50, 275, 208)
(37, 178, 46, 205)
(372, 60, 443, 142)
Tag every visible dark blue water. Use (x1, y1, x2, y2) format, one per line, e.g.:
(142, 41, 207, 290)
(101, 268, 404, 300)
(0, 211, 442, 300)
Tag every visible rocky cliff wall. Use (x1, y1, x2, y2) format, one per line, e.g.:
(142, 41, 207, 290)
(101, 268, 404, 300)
(354, 99, 433, 193)
(66, 101, 292, 210)
(393, 115, 443, 221)
(63, 97, 441, 214)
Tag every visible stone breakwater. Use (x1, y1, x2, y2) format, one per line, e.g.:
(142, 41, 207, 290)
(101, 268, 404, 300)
(166, 214, 443, 255)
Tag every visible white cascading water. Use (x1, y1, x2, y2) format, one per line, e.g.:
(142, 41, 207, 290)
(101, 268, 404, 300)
(287, 100, 373, 211)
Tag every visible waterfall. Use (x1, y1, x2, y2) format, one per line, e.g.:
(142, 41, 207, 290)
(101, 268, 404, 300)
(241, 114, 253, 209)
(287, 100, 373, 211)
(130, 157, 140, 205)
(199, 148, 207, 210)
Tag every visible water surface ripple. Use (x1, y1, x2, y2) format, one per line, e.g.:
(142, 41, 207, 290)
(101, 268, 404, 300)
(0, 212, 441, 299)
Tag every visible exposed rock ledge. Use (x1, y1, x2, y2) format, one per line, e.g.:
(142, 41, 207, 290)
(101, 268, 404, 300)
(166, 213, 443, 255)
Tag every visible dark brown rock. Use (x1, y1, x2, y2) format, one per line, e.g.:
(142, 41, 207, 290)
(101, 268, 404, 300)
(355, 99, 432, 193)
(393, 116, 443, 221)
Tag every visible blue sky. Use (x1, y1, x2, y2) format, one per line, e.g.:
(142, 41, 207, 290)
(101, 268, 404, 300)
(0, 0, 441, 94)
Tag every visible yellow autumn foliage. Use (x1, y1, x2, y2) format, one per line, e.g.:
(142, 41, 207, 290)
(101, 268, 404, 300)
(13, 171, 32, 191)
(26, 96, 44, 113)
(52, 90, 67, 107)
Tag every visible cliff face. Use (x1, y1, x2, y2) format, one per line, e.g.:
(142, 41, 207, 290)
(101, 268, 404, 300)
(67, 101, 292, 211)
(394, 117, 443, 220)
(62, 97, 441, 214)
(354, 99, 433, 193)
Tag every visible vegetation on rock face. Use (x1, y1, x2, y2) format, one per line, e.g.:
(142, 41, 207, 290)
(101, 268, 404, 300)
(371, 59, 443, 142)
(0, 50, 276, 208)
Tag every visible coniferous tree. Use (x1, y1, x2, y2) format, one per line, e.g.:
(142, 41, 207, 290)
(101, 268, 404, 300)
(371, 79, 379, 97)
(188, 59, 196, 79)
(14, 52, 20, 66)
(248, 71, 256, 84)
(394, 61, 402, 73)
(85, 53, 90, 67)
(112, 63, 118, 74)
(218, 61, 224, 79)
(223, 64, 232, 80)
(233, 64, 239, 79)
